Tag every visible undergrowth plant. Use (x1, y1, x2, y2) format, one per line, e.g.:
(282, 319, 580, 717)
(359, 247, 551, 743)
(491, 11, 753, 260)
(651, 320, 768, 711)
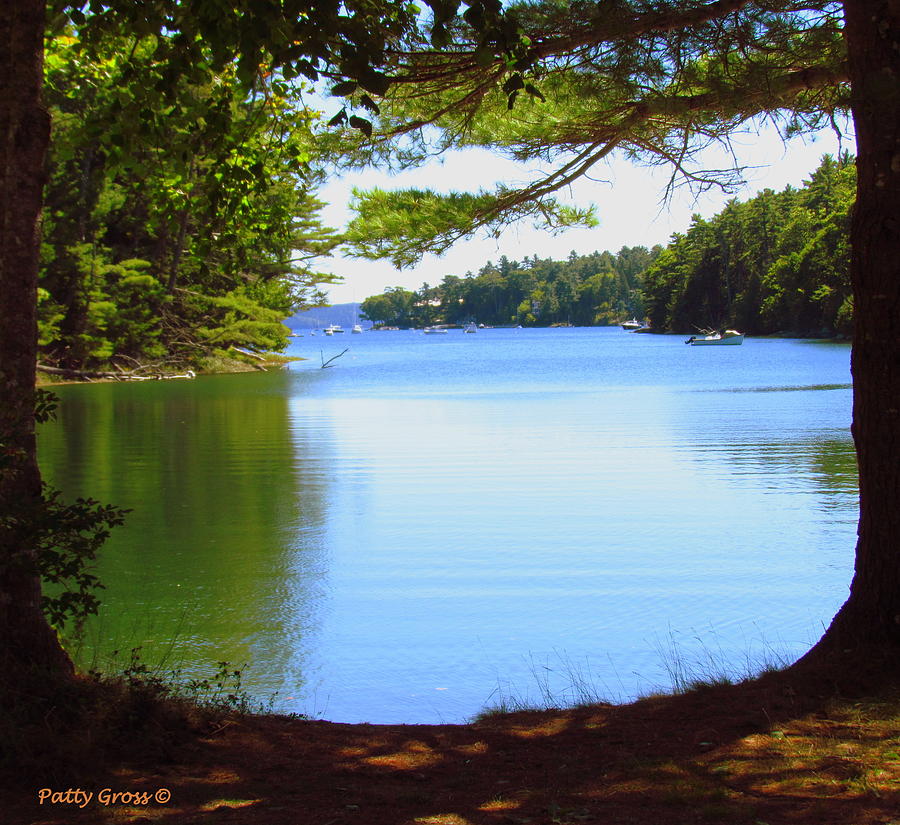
(99, 645, 271, 715)
(475, 632, 796, 720)
(0, 390, 129, 636)
(652, 626, 794, 695)
(476, 651, 613, 720)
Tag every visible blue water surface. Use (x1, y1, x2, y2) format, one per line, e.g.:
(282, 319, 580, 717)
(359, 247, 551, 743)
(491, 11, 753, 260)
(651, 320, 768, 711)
(41, 328, 857, 722)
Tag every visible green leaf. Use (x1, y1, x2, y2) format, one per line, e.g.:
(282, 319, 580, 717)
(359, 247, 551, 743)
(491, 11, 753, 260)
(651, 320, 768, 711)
(328, 108, 348, 126)
(349, 115, 374, 138)
(330, 81, 358, 97)
(360, 94, 381, 114)
(502, 74, 525, 94)
(294, 60, 319, 81)
(359, 71, 391, 96)
(475, 45, 496, 66)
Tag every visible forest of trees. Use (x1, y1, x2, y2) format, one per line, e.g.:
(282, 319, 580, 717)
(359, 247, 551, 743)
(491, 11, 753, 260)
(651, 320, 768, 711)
(643, 153, 855, 336)
(361, 154, 855, 335)
(36, 26, 339, 374)
(360, 246, 656, 327)
(42, 28, 858, 357)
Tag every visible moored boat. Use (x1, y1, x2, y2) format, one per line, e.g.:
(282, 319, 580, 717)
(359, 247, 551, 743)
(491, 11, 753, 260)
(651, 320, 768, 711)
(621, 318, 643, 331)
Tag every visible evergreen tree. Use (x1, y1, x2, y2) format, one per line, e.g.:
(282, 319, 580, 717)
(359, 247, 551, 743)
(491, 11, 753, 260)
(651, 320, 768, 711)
(641, 154, 855, 336)
(39, 28, 342, 371)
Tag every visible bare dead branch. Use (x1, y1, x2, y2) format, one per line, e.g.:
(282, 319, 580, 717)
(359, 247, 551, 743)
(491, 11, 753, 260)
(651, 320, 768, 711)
(320, 348, 349, 368)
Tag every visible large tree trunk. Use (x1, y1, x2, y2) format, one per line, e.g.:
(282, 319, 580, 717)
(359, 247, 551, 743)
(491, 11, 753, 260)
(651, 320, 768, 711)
(796, 0, 900, 671)
(0, 1, 74, 681)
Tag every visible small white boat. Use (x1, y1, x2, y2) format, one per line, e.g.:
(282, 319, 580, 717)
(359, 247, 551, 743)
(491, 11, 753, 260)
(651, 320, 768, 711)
(686, 329, 744, 346)
(324, 324, 344, 334)
(351, 324, 363, 334)
(423, 326, 448, 335)
(621, 318, 642, 331)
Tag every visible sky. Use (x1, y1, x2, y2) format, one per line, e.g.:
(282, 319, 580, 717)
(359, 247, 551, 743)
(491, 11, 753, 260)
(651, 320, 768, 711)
(314, 121, 854, 305)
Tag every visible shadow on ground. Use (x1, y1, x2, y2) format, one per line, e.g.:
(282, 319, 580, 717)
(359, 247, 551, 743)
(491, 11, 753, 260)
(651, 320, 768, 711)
(7, 669, 900, 825)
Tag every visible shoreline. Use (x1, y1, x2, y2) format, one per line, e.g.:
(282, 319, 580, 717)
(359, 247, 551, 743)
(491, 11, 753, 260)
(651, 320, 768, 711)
(35, 353, 303, 386)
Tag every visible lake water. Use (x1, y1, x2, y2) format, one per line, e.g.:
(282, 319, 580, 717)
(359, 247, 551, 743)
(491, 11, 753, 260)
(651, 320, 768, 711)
(39, 327, 858, 723)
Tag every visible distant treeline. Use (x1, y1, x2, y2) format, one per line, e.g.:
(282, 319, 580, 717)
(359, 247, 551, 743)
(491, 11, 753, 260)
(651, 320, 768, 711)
(360, 247, 656, 328)
(361, 154, 855, 336)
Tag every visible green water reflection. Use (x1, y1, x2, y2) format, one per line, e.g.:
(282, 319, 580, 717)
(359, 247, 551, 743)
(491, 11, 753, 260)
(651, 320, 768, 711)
(40, 371, 330, 700)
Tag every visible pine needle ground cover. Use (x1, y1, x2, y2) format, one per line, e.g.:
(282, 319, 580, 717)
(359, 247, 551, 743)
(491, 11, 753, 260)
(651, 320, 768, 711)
(5, 672, 899, 825)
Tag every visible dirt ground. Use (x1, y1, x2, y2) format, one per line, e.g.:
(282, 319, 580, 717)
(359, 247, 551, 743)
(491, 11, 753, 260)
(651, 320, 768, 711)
(5, 669, 900, 825)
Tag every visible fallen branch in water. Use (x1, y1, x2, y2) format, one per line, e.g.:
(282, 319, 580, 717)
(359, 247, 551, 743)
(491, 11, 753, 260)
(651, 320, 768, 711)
(320, 348, 349, 368)
(37, 363, 196, 381)
(229, 345, 266, 361)
(228, 345, 270, 370)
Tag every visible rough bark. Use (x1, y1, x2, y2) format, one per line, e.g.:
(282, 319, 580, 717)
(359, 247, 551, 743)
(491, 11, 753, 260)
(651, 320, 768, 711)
(0, 0, 74, 680)
(796, 0, 900, 670)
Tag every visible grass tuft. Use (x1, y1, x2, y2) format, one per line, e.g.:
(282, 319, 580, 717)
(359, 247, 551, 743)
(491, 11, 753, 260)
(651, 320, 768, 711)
(651, 626, 794, 695)
(474, 651, 613, 721)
